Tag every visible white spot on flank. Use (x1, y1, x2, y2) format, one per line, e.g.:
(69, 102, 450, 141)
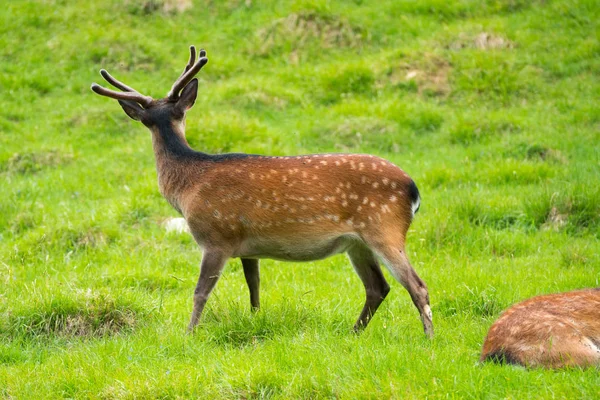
(357, 206, 362, 211)
(361, 176, 367, 184)
(372, 182, 379, 189)
(391, 181, 397, 189)
(370, 202, 376, 208)
(382, 178, 389, 185)
(320, 161, 328, 166)
(249, 173, 255, 180)
(362, 197, 369, 205)
(335, 161, 341, 166)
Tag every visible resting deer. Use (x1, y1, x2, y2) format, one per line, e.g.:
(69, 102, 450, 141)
(480, 288, 600, 368)
(91, 46, 433, 337)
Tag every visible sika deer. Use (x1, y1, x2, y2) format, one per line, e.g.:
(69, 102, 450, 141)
(91, 46, 433, 337)
(481, 288, 600, 368)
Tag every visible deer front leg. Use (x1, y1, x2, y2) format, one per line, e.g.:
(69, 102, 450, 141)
(241, 258, 260, 311)
(188, 249, 229, 332)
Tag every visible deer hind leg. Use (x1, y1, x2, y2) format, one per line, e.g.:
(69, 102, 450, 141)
(241, 258, 260, 311)
(188, 249, 229, 332)
(369, 242, 433, 338)
(347, 243, 390, 332)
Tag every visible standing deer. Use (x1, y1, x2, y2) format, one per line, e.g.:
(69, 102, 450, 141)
(480, 288, 600, 368)
(91, 46, 433, 337)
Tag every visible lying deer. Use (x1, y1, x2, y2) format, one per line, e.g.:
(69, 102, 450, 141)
(480, 288, 600, 368)
(91, 46, 433, 337)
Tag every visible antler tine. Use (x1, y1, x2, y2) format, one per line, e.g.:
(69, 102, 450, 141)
(100, 69, 138, 93)
(91, 83, 153, 107)
(91, 69, 153, 107)
(184, 46, 196, 72)
(168, 46, 209, 100)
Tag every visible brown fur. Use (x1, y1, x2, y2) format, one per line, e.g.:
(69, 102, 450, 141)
(480, 288, 600, 368)
(92, 46, 433, 336)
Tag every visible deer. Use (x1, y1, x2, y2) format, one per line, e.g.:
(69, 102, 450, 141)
(480, 288, 600, 368)
(91, 46, 433, 337)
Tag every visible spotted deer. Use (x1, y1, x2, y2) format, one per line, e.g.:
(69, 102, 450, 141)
(481, 288, 600, 368)
(91, 46, 433, 337)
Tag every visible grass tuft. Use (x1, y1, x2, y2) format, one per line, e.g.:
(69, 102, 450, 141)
(437, 286, 505, 318)
(200, 302, 316, 348)
(3, 292, 143, 339)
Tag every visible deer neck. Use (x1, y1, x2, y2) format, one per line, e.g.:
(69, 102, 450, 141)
(149, 120, 206, 213)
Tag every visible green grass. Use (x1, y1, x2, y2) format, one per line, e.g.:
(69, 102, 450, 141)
(1, 0, 599, 397)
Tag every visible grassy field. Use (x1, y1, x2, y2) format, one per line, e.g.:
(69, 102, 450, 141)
(1, 0, 599, 398)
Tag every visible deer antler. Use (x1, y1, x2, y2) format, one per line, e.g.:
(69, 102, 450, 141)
(91, 69, 153, 108)
(167, 46, 208, 100)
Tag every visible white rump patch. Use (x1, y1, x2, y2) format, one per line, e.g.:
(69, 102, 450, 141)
(411, 195, 421, 217)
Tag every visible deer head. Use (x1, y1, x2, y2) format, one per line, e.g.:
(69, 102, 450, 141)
(91, 46, 208, 128)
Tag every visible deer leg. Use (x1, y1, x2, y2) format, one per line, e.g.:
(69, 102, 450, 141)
(241, 258, 260, 311)
(188, 249, 229, 332)
(371, 244, 433, 338)
(347, 244, 390, 332)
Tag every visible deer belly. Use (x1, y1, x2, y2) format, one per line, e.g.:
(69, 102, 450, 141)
(234, 234, 358, 261)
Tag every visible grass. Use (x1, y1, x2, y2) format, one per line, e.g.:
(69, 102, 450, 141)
(1, 0, 599, 398)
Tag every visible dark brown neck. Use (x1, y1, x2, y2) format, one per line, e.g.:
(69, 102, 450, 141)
(150, 120, 208, 213)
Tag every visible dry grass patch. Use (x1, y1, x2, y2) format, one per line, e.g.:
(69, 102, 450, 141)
(448, 32, 515, 50)
(382, 53, 451, 97)
(126, 0, 192, 15)
(252, 12, 367, 59)
(2, 150, 73, 174)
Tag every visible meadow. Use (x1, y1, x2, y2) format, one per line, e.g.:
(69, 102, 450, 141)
(0, 0, 599, 398)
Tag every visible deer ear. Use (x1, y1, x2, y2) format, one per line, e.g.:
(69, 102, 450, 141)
(176, 78, 198, 112)
(118, 100, 147, 121)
